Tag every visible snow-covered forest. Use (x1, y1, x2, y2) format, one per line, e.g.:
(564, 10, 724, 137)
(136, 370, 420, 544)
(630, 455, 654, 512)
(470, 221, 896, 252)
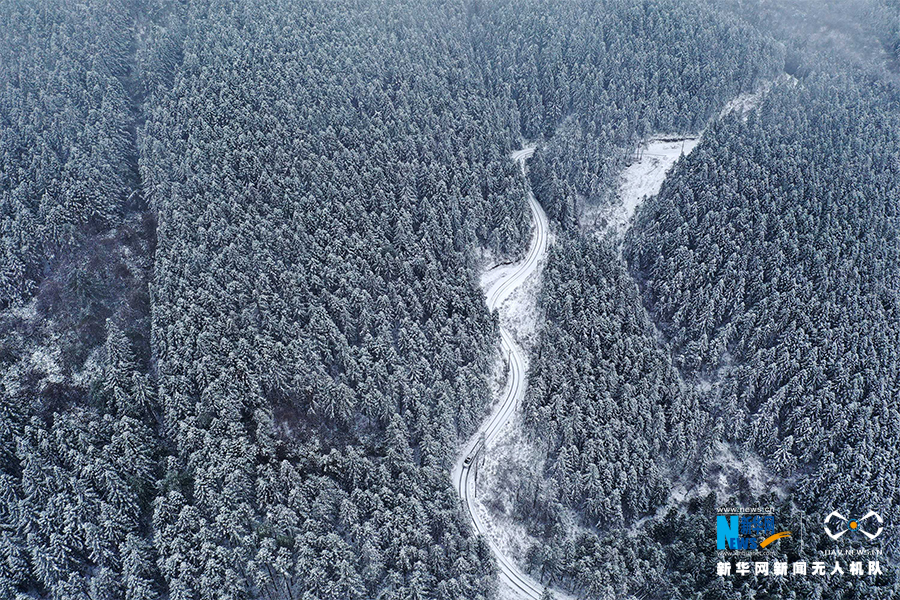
(1, 0, 898, 598)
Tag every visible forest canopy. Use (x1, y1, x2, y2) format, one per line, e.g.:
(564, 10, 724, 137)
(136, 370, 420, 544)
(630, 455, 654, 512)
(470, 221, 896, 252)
(1, 0, 898, 599)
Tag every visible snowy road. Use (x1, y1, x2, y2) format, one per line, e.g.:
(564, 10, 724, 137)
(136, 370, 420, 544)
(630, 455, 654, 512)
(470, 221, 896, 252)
(452, 147, 572, 600)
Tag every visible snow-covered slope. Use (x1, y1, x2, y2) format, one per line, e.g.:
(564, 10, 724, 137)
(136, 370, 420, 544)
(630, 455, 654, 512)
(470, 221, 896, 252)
(611, 136, 699, 235)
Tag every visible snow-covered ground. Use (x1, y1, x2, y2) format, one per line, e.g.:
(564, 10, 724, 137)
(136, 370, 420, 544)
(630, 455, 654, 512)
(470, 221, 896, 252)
(609, 136, 700, 236)
(719, 77, 792, 120)
(480, 257, 523, 295)
(668, 442, 791, 508)
(720, 88, 766, 118)
(579, 135, 700, 237)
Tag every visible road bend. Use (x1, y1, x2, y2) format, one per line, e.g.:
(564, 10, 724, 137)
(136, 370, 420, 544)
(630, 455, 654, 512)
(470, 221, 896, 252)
(452, 147, 573, 600)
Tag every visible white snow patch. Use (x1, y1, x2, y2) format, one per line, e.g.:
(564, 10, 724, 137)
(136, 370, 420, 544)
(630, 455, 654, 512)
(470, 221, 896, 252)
(29, 346, 64, 385)
(583, 82, 785, 239)
(596, 135, 699, 237)
(668, 442, 792, 508)
(10, 299, 37, 321)
(694, 349, 737, 394)
(720, 88, 765, 119)
(720, 77, 794, 120)
(696, 379, 714, 393)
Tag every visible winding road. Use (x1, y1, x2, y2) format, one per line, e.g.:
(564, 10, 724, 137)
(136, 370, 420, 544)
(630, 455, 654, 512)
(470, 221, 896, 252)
(452, 147, 572, 600)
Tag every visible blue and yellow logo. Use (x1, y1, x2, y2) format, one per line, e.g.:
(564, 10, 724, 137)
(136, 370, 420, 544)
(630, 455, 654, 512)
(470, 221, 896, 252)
(717, 514, 791, 550)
